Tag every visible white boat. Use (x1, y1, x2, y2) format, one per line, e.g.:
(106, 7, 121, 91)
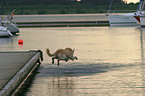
(108, 13, 140, 26)
(140, 11, 145, 27)
(107, 0, 141, 26)
(1, 21, 19, 34)
(139, 0, 145, 27)
(0, 26, 13, 37)
(140, 12, 145, 27)
(0, 10, 19, 34)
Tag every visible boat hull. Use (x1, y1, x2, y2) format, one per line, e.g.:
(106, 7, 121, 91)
(0, 27, 13, 37)
(8, 23, 19, 34)
(1, 21, 19, 34)
(0, 30, 12, 37)
(140, 16, 145, 27)
(108, 15, 140, 26)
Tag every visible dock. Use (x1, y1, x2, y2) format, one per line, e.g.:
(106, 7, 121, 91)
(16, 20, 110, 27)
(0, 50, 43, 96)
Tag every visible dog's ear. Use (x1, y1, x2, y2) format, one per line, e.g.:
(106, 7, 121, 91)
(73, 49, 75, 52)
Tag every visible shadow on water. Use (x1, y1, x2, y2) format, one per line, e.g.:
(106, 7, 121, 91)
(14, 62, 139, 96)
(12, 66, 40, 96)
(39, 62, 138, 77)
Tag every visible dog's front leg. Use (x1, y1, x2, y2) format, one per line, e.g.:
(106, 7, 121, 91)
(52, 57, 55, 64)
(75, 56, 78, 60)
(57, 60, 60, 66)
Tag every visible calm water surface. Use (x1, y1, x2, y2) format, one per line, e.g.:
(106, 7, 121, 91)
(1, 27, 145, 96)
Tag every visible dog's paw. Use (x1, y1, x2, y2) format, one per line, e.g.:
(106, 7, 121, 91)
(52, 61, 54, 64)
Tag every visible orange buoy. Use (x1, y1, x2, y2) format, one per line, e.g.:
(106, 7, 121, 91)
(12, 13, 14, 16)
(18, 39, 23, 45)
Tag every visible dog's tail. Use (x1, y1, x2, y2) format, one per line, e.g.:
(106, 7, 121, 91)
(46, 48, 54, 57)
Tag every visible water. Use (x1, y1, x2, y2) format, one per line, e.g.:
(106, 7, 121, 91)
(1, 27, 145, 96)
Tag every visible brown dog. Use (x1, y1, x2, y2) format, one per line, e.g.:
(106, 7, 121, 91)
(46, 48, 78, 66)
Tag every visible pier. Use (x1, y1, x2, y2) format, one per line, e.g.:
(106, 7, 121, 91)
(0, 50, 43, 96)
(16, 20, 109, 27)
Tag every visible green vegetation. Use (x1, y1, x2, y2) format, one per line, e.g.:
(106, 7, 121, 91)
(0, 0, 139, 15)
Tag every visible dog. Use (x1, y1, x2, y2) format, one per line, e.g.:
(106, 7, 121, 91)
(46, 48, 78, 66)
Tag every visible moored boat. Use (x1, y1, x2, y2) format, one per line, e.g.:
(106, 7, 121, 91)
(140, 12, 145, 27)
(0, 10, 19, 34)
(139, 0, 145, 27)
(107, 0, 141, 27)
(0, 26, 13, 37)
(108, 12, 140, 26)
(1, 20, 19, 34)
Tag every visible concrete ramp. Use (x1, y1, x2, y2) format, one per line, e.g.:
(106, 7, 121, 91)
(0, 50, 43, 96)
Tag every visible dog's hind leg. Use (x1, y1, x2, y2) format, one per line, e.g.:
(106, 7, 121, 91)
(57, 60, 60, 66)
(65, 58, 68, 62)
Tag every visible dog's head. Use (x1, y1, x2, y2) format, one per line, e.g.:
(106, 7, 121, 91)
(65, 48, 75, 52)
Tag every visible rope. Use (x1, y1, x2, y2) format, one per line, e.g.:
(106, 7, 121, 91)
(138, 0, 145, 11)
(107, 0, 114, 13)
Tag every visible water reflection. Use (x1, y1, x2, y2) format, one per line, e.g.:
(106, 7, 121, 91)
(0, 35, 19, 51)
(51, 76, 74, 96)
(0, 37, 13, 45)
(140, 28, 145, 96)
(23, 61, 141, 96)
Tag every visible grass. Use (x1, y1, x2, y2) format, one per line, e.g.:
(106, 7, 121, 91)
(1, 4, 139, 15)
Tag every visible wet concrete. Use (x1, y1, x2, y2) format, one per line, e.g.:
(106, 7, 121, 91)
(0, 50, 43, 96)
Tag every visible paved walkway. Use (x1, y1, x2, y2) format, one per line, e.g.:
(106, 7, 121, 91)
(0, 52, 35, 90)
(0, 50, 43, 96)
